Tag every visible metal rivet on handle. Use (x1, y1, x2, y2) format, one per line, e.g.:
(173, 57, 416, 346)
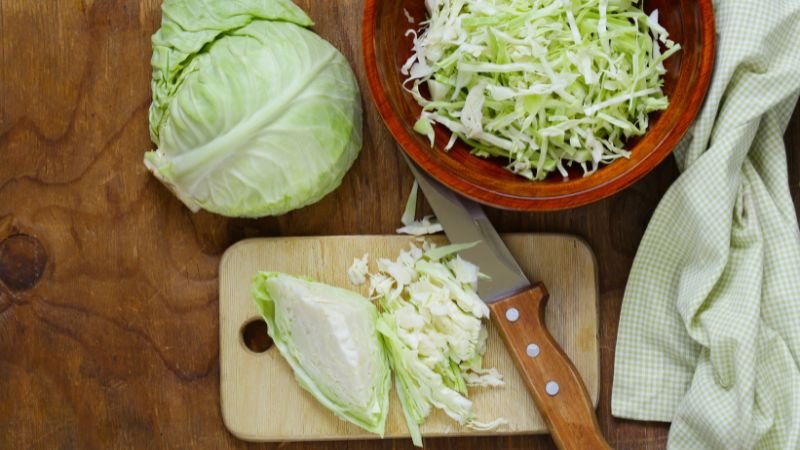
(505, 307, 520, 322)
(526, 343, 540, 358)
(546, 381, 560, 396)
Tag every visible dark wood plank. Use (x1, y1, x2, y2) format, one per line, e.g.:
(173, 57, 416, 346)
(0, 1, 796, 449)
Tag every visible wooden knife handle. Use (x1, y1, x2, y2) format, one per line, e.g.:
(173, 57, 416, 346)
(488, 283, 611, 450)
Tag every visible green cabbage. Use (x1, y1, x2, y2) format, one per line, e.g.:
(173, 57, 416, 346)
(146, 0, 362, 217)
(251, 272, 390, 435)
(368, 243, 505, 446)
(251, 243, 503, 445)
(405, 0, 679, 179)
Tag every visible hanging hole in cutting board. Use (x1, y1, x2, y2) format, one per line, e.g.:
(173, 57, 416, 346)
(241, 318, 273, 354)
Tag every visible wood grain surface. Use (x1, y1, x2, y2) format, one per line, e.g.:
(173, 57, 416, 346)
(219, 235, 598, 442)
(0, 1, 798, 449)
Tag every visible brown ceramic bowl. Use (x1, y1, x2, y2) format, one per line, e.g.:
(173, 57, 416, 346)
(363, 0, 715, 210)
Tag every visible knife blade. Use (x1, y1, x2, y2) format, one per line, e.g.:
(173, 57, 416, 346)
(403, 156, 530, 303)
(401, 153, 611, 450)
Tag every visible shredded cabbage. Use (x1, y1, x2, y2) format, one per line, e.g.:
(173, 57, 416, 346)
(397, 216, 445, 236)
(396, 181, 445, 236)
(364, 242, 506, 446)
(348, 253, 370, 285)
(404, 0, 680, 179)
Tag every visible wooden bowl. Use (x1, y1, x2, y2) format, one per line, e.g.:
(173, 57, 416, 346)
(363, 0, 715, 211)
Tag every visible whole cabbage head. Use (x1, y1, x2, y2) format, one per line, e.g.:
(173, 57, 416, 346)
(145, 0, 362, 217)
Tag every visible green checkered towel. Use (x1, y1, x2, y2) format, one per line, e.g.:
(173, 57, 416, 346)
(612, 1, 800, 449)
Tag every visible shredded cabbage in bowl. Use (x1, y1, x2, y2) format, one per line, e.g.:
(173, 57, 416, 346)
(404, 0, 680, 180)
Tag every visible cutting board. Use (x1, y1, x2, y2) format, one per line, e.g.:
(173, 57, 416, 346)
(219, 234, 599, 442)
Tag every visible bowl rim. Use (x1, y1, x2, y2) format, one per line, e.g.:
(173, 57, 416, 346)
(362, 0, 716, 211)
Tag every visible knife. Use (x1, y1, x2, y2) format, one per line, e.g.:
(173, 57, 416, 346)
(403, 155, 611, 450)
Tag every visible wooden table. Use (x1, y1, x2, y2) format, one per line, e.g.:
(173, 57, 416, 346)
(1, 1, 797, 449)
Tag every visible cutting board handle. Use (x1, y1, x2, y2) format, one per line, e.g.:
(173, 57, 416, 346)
(488, 283, 611, 450)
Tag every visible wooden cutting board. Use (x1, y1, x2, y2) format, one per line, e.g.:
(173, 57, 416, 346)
(219, 234, 599, 442)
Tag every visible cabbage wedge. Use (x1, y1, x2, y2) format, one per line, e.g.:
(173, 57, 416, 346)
(251, 272, 390, 435)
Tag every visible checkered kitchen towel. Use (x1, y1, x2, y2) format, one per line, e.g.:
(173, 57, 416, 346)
(612, 1, 800, 449)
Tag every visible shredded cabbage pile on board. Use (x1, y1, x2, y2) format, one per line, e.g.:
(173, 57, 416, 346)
(404, 0, 680, 179)
(350, 242, 506, 446)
